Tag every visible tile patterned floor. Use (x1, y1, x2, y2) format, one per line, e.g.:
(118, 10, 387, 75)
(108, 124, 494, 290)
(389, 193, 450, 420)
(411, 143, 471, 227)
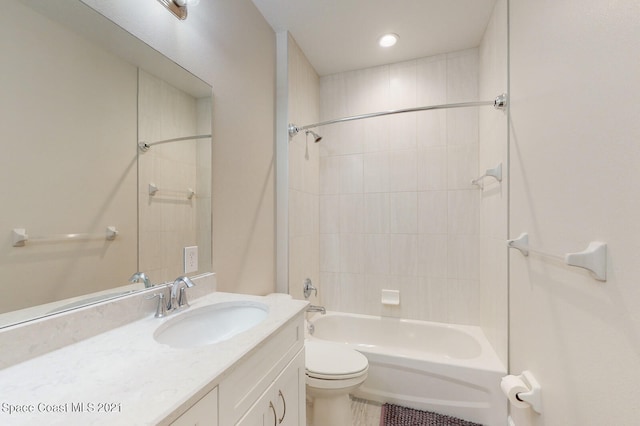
(307, 397, 381, 426)
(351, 397, 382, 426)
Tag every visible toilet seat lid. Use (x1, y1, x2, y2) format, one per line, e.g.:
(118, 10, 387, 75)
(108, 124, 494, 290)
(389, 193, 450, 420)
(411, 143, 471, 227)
(305, 341, 368, 379)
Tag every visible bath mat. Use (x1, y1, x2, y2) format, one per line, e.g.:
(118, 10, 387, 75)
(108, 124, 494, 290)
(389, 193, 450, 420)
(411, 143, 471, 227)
(379, 403, 482, 426)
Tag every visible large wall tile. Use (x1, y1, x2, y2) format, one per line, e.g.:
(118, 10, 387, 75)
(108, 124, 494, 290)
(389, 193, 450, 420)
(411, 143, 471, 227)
(418, 191, 448, 234)
(363, 193, 390, 234)
(390, 192, 418, 234)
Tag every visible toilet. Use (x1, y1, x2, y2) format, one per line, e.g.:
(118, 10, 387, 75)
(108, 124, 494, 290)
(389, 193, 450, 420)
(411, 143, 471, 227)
(305, 341, 369, 425)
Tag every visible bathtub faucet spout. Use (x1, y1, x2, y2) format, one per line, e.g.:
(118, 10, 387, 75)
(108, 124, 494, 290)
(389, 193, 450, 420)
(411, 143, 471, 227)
(306, 304, 326, 315)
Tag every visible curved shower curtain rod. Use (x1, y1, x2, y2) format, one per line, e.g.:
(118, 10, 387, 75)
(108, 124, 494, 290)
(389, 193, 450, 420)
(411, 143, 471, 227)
(288, 93, 507, 138)
(138, 134, 211, 152)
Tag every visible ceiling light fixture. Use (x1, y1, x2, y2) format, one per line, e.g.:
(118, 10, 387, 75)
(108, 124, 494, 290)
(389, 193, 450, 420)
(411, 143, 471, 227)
(157, 0, 200, 20)
(378, 33, 399, 48)
(175, 0, 200, 6)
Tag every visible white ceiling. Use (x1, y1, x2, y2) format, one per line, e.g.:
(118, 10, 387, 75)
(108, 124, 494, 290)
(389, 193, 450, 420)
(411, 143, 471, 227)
(251, 0, 498, 76)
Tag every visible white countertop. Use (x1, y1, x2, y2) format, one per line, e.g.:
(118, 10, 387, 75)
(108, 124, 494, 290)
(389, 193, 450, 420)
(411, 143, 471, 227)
(0, 292, 307, 425)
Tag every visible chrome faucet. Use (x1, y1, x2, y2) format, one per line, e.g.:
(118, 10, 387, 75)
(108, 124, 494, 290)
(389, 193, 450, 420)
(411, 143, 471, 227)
(306, 304, 326, 315)
(168, 276, 196, 312)
(129, 272, 152, 288)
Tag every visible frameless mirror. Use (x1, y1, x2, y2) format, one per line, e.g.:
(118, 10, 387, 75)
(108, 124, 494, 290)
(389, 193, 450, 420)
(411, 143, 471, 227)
(0, 0, 212, 328)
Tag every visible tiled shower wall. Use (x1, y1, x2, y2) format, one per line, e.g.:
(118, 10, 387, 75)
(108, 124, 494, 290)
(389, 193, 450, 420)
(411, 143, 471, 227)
(478, 0, 508, 365)
(285, 4, 507, 361)
(318, 49, 483, 324)
(287, 34, 321, 303)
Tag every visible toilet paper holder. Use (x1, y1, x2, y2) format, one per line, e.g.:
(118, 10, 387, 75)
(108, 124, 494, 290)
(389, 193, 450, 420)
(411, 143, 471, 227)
(502, 370, 542, 414)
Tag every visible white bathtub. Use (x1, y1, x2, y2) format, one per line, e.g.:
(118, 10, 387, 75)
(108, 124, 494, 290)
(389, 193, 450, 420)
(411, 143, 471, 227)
(306, 312, 507, 426)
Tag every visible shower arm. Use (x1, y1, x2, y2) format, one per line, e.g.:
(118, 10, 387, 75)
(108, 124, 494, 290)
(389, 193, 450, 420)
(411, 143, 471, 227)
(288, 93, 507, 137)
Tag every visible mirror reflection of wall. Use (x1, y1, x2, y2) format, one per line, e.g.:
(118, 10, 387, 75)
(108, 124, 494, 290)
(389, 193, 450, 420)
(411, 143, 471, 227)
(0, 0, 138, 315)
(138, 70, 212, 284)
(0, 0, 212, 328)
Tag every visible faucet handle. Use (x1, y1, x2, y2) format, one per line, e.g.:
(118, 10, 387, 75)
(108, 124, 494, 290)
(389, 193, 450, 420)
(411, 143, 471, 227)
(303, 278, 317, 299)
(145, 293, 167, 318)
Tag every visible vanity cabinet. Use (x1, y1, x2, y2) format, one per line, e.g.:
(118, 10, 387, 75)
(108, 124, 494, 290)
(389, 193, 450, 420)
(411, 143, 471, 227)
(170, 387, 218, 426)
(219, 313, 305, 426)
(236, 350, 303, 426)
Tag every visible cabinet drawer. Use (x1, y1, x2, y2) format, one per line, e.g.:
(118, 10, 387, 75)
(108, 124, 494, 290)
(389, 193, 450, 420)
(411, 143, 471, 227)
(219, 314, 303, 425)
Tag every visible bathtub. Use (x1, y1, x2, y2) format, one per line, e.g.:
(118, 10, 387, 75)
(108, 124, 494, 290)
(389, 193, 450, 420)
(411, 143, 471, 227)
(306, 312, 507, 426)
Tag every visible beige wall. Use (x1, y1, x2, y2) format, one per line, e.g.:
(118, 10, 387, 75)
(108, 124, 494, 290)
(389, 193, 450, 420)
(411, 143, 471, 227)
(83, 0, 278, 294)
(509, 0, 640, 424)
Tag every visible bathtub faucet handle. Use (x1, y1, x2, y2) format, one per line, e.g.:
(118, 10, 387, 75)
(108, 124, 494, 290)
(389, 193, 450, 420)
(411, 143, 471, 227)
(303, 278, 317, 299)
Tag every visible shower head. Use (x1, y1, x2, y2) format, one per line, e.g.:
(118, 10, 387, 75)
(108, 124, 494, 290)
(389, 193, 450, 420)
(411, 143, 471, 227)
(305, 130, 323, 143)
(288, 123, 323, 143)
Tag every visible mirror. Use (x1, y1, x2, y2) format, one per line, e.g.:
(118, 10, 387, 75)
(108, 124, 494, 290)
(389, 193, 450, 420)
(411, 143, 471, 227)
(0, 0, 212, 328)
(137, 69, 213, 286)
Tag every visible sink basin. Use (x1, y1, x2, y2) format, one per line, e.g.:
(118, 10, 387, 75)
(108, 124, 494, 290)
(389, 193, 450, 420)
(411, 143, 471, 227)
(153, 301, 269, 348)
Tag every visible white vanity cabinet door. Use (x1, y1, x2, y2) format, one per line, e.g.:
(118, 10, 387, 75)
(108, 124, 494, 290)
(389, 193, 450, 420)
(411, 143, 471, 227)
(273, 348, 304, 426)
(219, 313, 304, 425)
(236, 349, 304, 426)
(170, 387, 218, 426)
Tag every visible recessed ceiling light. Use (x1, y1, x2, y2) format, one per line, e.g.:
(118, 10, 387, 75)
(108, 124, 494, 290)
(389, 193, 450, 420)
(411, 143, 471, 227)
(379, 33, 399, 48)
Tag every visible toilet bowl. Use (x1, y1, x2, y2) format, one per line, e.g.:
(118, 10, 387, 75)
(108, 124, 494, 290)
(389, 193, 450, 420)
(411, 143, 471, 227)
(305, 341, 369, 425)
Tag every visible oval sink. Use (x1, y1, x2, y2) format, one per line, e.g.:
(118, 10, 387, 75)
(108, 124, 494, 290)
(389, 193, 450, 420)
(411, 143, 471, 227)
(153, 301, 269, 349)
